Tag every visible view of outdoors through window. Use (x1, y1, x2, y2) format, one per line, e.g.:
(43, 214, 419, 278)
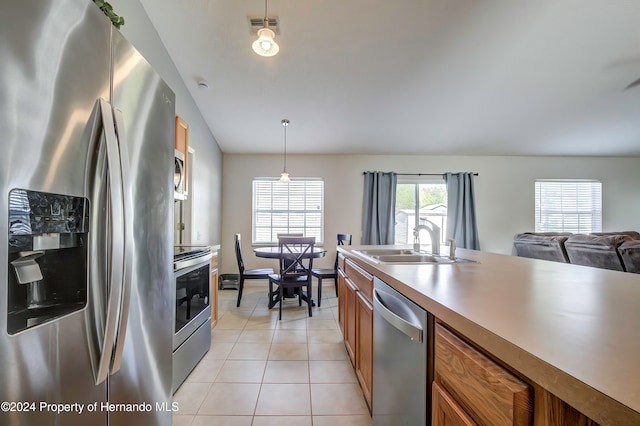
(395, 182, 447, 245)
(535, 180, 602, 233)
(253, 179, 324, 244)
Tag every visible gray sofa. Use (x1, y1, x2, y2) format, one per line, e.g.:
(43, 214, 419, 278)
(513, 233, 571, 263)
(619, 240, 640, 273)
(514, 232, 640, 273)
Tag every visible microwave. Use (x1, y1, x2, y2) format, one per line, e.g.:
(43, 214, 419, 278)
(174, 149, 187, 200)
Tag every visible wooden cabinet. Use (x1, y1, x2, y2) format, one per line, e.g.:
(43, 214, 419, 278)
(533, 386, 600, 426)
(337, 257, 373, 410)
(337, 252, 610, 425)
(345, 259, 373, 302)
(356, 290, 373, 408)
(432, 381, 477, 426)
(344, 277, 357, 364)
(175, 115, 189, 195)
(210, 253, 218, 328)
(434, 323, 533, 426)
(337, 268, 346, 336)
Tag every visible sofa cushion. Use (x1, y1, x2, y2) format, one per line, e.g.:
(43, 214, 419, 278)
(513, 233, 570, 263)
(618, 240, 640, 274)
(591, 231, 640, 240)
(564, 234, 632, 271)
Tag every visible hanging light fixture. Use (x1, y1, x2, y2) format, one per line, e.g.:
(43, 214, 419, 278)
(252, 0, 279, 57)
(279, 119, 291, 183)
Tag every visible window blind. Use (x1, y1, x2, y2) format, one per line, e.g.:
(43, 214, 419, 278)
(535, 180, 602, 233)
(253, 179, 324, 244)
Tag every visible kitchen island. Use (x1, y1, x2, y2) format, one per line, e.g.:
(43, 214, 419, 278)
(337, 245, 640, 425)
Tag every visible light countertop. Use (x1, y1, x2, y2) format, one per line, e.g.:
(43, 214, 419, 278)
(338, 245, 640, 425)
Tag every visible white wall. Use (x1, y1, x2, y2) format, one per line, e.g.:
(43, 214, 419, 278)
(109, 0, 222, 245)
(95, 2, 640, 272)
(220, 154, 640, 274)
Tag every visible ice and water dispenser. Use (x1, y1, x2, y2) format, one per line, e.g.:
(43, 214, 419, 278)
(7, 189, 89, 334)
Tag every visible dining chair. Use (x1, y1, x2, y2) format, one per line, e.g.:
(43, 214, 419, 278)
(268, 236, 316, 320)
(235, 233, 274, 307)
(311, 233, 352, 307)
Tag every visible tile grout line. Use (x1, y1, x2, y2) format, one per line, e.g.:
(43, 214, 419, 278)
(177, 284, 368, 424)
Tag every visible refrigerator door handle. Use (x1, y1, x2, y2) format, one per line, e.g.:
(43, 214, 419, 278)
(86, 98, 126, 385)
(110, 107, 133, 374)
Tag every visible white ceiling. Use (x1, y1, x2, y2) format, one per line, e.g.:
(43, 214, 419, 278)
(139, 0, 640, 156)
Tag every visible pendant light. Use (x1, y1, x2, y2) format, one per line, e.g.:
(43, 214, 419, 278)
(279, 119, 291, 183)
(252, 0, 279, 57)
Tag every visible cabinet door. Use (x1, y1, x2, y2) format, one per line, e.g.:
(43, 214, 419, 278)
(344, 278, 358, 365)
(337, 270, 347, 336)
(175, 115, 189, 194)
(356, 291, 373, 409)
(432, 382, 477, 426)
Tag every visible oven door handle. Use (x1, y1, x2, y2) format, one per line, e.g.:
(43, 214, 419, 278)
(174, 252, 213, 272)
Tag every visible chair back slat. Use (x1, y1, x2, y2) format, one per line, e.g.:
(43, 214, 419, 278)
(337, 233, 352, 246)
(278, 236, 315, 281)
(234, 234, 245, 273)
(334, 233, 353, 269)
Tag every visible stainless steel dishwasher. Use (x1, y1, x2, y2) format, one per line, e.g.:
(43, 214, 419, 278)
(373, 277, 433, 425)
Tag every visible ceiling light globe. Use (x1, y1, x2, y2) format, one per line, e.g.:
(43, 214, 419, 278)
(252, 28, 279, 56)
(279, 172, 291, 183)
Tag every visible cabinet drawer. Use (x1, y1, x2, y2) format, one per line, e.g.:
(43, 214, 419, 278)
(432, 381, 477, 426)
(345, 259, 373, 303)
(434, 324, 532, 426)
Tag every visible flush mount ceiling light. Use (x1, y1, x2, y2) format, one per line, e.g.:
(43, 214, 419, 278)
(252, 0, 279, 57)
(279, 119, 291, 183)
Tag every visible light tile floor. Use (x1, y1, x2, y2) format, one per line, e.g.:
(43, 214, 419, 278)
(173, 281, 372, 426)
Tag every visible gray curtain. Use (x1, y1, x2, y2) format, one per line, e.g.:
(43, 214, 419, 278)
(444, 172, 480, 250)
(362, 171, 397, 245)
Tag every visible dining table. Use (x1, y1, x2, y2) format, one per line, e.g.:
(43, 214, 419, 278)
(253, 246, 327, 258)
(253, 246, 327, 307)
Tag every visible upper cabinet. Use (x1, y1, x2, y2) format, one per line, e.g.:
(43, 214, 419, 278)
(175, 115, 189, 198)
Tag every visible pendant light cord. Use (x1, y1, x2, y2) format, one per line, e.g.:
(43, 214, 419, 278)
(283, 121, 287, 172)
(281, 119, 290, 173)
(264, 0, 268, 26)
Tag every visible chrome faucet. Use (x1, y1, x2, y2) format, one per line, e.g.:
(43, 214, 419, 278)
(413, 221, 440, 255)
(448, 238, 456, 260)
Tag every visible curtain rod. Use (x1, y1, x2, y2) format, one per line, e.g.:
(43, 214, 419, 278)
(362, 172, 479, 176)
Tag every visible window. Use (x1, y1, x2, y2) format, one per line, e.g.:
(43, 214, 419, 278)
(535, 180, 602, 233)
(253, 178, 324, 244)
(395, 180, 447, 245)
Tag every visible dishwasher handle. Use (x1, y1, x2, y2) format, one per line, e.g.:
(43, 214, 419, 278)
(374, 288, 423, 342)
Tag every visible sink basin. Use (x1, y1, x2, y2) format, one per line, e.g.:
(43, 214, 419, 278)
(352, 249, 474, 264)
(374, 254, 455, 263)
(353, 248, 416, 256)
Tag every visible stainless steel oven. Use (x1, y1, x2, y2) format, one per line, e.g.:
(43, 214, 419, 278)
(172, 246, 212, 392)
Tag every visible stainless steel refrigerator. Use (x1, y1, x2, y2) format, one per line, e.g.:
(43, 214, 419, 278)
(0, 0, 175, 424)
